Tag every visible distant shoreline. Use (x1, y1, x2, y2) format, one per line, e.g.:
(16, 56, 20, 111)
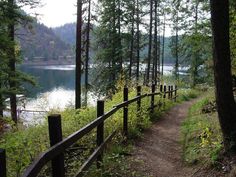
(21, 60, 175, 67)
(21, 60, 75, 66)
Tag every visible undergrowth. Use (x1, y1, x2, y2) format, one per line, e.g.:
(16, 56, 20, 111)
(0, 87, 199, 177)
(181, 91, 223, 167)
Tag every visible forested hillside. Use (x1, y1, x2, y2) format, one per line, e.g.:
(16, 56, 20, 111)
(53, 22, 179, 64)
(53, 23, 76, 45)
(18, 22, 73, 61)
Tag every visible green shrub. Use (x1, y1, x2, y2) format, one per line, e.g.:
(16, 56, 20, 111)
(0, 86, 199, 176)
(181, 94, 222, 165)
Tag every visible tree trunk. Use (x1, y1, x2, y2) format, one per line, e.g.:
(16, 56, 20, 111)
(118, 0, 122, 71)
(161, 13, 166, 76)
(175, 11, 179, 81)
(0, 82, 3, 117)
(211, 0, 236, 153)
(191, 1, 199, 87)
(136, 0, 140, 83)
(8, 0, 17, 123)
(147, 0, 153, 84)
(75, 0, 82, 109)
(85, 0, 91, 107)
(129, 4, 135, 79)
(152, 0, 158, 84)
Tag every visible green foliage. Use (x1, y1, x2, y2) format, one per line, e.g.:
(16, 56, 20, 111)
(0, 0, 39, 115)
(181, 93, 223, 165)
(0, 85, 197, 176)
(230, 3, 236, 75)
(168, 0, 213, 87)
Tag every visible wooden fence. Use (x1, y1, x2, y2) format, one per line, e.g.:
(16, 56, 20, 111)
(0, 84, 178, 177)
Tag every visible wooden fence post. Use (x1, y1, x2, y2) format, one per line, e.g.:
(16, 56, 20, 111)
(0, 149, 6, 177)
(171, 85, 173, 100)
(164, 85, 166, 108)
(151, 84, 155, 113)
(97, 100, 104, 168)
(159, 85, 163, 108)
(137, 86, 141, 114)
(168, 86, 171, 99)
(123, 87, 128, 136)
(48, 114, 65, 177)
(160, 84, 163, 93)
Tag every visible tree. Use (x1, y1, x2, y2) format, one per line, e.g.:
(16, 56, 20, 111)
(161, 11, 166, 76)
(8, 0, 17, 122)
(84, 0, 92, 107)
(128, 0, 136, 79)
(230, 0, 236, 75)
(210, 0, 236, 153)
(136, 0, 140, 83)
(75, 0, 82, 109)
(146, 0, 153, 84)
(169, 0, 180, 80)
(93, 0, 124, 94)
(0, 0, 39, 122)
(152, 0, 161, 84)
(179, 0, 212, 87)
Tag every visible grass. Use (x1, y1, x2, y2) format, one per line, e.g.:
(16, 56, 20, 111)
(0, 86, 199, 177)
(181, 91, 223, 166)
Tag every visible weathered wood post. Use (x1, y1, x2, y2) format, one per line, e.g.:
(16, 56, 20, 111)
(164, 85, 167, 108)
(171, 85, 173, 100)
(48, 114, 65, 177)
(137, 86, 141, 113)
(123, 87, 128, 136)
(168, 85, 171, 99)
(159, 84, 163, 108)
(175, 85, 177, 102)
(97, 100, 104, 168)
(160, 84, 163, 93)
(0, 149, 6, 177)
(151, 84, 155, 113)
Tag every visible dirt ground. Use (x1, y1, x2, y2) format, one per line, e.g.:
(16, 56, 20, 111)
(130, 100, 226, 177)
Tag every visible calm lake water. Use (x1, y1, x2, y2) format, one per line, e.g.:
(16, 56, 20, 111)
(15, 64, 176, 124)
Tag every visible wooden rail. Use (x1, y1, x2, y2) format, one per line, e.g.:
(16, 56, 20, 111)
(0, 84, 178, 177)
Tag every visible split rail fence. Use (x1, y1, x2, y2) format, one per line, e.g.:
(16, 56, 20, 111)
(0, 84, 178, 177)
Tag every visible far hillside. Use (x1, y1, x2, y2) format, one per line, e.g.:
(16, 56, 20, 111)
(53, 23, 182, 65)
(17, 22, 73, 62)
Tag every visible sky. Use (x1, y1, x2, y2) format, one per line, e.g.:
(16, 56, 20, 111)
(24, 0, 78, 27)
(24, 0, 173, 36)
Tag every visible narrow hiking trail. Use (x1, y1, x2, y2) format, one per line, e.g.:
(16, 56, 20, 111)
(130, 99, 223, 177)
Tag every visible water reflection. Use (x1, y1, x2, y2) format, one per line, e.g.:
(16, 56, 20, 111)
(20, 64, 177, 107)
(16, 64, 181, 124)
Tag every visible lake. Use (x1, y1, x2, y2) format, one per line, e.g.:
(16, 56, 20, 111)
(14, 64, 175, 124)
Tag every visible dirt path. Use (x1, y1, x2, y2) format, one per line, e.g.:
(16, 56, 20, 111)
(130, 99, 214, 177)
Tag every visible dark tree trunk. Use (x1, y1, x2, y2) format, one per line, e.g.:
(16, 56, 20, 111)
(0, 82, 3, 117)
(118, 0, 122, 71)
(211, 0, 236, 153)
(129, 4, 135, 79)
(161, 13, 166, 76)
(8, 0, 17, 123)
(112, 0, 116, 89)
(85, 0, 91, 107)
(75, 0, 82, 109)
(191, 2, 199, 87)
(136, 0, 140, 83)
(175, 10, 179, 81)
(157, 17, 161, 84)
(147, 0, 153, 84)
(152, 0, 158, 84)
